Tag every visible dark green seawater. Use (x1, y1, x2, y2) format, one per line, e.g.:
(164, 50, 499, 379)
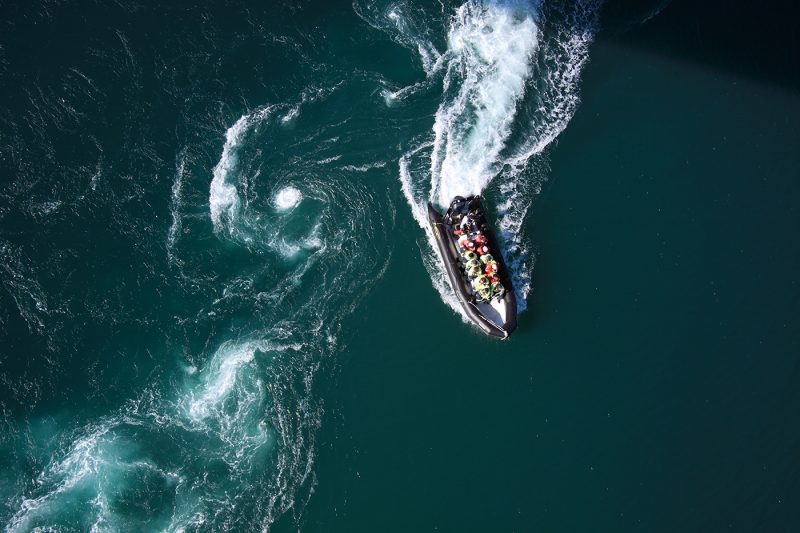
(1, 0, 799, 531)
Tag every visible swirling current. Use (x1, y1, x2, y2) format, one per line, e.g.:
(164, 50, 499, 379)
(0, 0, 599, 530)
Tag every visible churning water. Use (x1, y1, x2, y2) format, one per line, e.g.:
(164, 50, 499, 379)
(0, 0, 599, 530)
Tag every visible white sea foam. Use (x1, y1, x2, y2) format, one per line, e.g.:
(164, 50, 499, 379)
(341, 160, 388, 172)
(209, 106, 272, 234)
(186, 340, 264, 423)
(280, 106, 300, 124)
(430, 0, 541, 207)
(7, 423, 178, 532)
(167, 148, 188, 261)
(274, 186, 303, 212)
(356, 1, 443, 77)
(315, 155, 342, 165)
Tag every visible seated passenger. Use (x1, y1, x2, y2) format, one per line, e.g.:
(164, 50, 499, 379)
(479, 252, 493, 264)
(491, 281, 505, 297)
(471, 274, 490, 291)
(465, 258, 482, 270)
(477, 285, 492, 301)
(485, 260, 499, 277)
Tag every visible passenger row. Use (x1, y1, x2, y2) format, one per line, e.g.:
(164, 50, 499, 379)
(454, 220, 505, 302)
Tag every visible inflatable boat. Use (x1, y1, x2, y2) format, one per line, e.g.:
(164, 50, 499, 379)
(427, 196, 517, 339)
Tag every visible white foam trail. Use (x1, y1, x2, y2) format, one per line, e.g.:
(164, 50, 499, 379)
(386, 6, 442, 76)
(396, 0, 600, 314)
(505, 0, 601, 168)
(279, 82, 345, 125)
(341, 161, 387, 172)
(208, 117, 246, 230)
(167, 148, 187, 260)
(431, 0, 541, 207)
(209, 107, 272, 234)
(399, 150, 467, 321)
(355, 1, 443, 78)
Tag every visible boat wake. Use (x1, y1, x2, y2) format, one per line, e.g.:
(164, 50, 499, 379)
(380, 0, 601, 314)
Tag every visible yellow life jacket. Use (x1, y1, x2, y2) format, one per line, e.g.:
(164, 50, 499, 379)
(471, 274, 489, 290)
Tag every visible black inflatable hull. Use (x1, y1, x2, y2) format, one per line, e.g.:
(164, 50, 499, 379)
(427, 198, 517, 339)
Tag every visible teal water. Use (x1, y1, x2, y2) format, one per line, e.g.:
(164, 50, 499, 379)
(1, 0, 799, 531)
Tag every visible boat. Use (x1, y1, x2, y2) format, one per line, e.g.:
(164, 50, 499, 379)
(427, 195, 517, 339)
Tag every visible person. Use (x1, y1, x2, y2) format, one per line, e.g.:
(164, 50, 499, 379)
(457, 234, 469, 249)
(461, 250, 478, 262)
(471, 274, 490, 291)
(485, 260, 499, 277)
(465, 259, 482, 278)
(491, 280, 505, 297)
(477, 285, 492, 301)
(474, 232, 487, 246)
(479, 250, 492, 264)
